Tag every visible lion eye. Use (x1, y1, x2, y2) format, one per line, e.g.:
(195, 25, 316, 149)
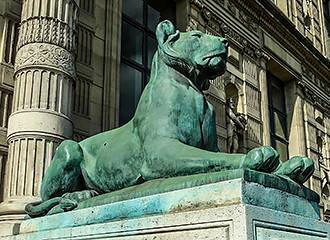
(192, 33, 202, 38)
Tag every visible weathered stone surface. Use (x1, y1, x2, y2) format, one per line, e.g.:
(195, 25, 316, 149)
(2, 175, 328, 239)
(75, 169, 319, 211)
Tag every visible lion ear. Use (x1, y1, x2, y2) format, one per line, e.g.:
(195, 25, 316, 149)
(156, 20, 177, 46)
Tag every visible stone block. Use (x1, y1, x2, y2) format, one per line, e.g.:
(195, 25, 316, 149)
(2, 169, 328, 239)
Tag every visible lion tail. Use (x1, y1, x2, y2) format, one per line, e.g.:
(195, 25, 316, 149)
(25, 197, 62, 218)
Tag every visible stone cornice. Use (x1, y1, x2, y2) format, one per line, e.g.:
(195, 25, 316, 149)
(247, 0, 329, 80)
(297, 80, 330, 115)
(195, 3, 263, 61)
(190, 0, 330, 114)
(193, 0, 330, 81)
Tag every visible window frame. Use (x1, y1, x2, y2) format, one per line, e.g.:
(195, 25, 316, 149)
(267, 72, 289, 160)
(119, 0, 175, 125)
(121, 0, 159, 85)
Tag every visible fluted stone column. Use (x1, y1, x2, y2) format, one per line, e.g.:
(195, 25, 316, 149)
(0, 0, 79, 228)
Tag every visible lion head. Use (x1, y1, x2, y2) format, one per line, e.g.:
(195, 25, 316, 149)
(156, 20, 228, 90)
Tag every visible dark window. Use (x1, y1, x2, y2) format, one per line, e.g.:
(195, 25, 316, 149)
(267, 73, 288, 162)
(119, 0, 175, 126)
(4, 20, 19, 65)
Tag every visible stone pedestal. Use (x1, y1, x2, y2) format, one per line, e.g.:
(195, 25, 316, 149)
(1, 170, 330, 239)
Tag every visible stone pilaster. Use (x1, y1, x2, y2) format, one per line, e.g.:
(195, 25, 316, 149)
(259, 55, 271, 146)
(102, 0, 122, 130)
(285, 80, 307, 157)
(0, 0, 79, 233)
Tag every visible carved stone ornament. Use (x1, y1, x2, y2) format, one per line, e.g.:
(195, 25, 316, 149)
(298, 80, 330, 115)
(190, 0, 204, 9)
(18, 17, 74, 52)
(186, 18, 199, 31)
(15, 43, 76, 78)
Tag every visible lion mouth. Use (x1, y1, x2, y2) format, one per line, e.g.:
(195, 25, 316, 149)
(202, 51, 228, 62)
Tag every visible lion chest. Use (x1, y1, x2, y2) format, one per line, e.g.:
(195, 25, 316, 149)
(162, 84, 216, 148)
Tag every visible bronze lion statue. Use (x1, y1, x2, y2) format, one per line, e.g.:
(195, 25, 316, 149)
(26, 20, 314, 217)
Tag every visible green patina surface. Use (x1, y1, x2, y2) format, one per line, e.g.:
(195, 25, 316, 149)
(25, 20, 316, 218)
(77, 169, 319, 210)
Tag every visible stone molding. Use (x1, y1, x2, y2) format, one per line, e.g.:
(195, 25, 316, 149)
(302, 64, 330, 96)
(297, 80, 330, 115)
(192, 0, 330, 81)
(251, 0, 329, 79)
(192, 3, 267, 61)
(15, 43, 76, 78)
(7, 110, 73, 140)
(17, 17, 75, 53)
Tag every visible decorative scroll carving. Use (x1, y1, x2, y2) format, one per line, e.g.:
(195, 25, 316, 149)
(239, 10, 258, 33)
(15, 44, 75, 78)
(190, 0, 204, 9)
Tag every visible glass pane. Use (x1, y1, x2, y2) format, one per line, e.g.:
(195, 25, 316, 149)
(147, 36, 158, 69)
(271, 84, 285, 112)
(148, 5, 161, 31)
(274, 111, 287, 139)
(119, 64, 142, 125)
(123, 0, 143, 24)
(275, 139, 288, 162)
(121, 22, 143, 64)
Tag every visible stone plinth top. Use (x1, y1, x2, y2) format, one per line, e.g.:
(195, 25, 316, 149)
(77, 169, 320, 210)
(18, 169, 320, 235)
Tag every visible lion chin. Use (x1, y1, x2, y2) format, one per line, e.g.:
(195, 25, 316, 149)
(25, 20, 314, 218)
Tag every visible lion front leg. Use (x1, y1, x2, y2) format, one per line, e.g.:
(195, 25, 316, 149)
(142, 139, 279, 180)
(273, 156, 314, 184)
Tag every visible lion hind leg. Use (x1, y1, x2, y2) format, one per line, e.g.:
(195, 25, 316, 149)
(41, 140, 86, 201)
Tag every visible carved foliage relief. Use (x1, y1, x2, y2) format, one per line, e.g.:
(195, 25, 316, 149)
(15, 44, 75, 78)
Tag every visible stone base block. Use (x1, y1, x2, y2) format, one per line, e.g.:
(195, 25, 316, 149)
(3, 204, 330, 240)
(2, 170, 330, 239)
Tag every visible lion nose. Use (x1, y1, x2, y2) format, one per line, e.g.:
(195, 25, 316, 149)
(220, 38, 229, 48)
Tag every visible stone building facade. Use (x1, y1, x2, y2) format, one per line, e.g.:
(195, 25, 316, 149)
(0, 0, 329, 236)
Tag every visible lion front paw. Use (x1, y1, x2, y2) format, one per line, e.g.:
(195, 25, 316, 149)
(274, 156, 314, 184)
(241, 146, 279, 172)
